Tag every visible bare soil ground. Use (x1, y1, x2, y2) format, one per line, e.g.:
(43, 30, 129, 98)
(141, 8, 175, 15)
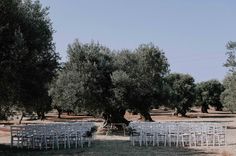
(0, 108, 236, 156)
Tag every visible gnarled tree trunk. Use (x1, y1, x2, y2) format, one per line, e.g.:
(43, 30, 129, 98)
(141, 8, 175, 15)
(201, 104, 209, 113)
(215, 106, 223, 111)
(37, 111, 46, 120)
(19, 111, 25, 124)
(41, 112, 46, 120)
(139, 110, 153, 121)
(174, 108, 187, 117)
(57, 108, 62, 118)
(102, 108, 130, 128)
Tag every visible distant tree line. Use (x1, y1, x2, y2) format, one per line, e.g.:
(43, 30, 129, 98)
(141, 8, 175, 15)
(0, 0, 235, 124)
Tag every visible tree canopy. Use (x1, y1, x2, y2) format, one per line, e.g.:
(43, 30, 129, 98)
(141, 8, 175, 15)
(0, 0, 59, 120)
(224, 41, 236, 72)
(221, 73, 236, 113)
(50, 42, 169, 123)
(165, 73, 196, 116)
(196, 80, 224, 113)
(221, 41, 236, 113)
(1, 0, 230, 122)
(113, 44, 169, 121)
(50, 41, 117, 122)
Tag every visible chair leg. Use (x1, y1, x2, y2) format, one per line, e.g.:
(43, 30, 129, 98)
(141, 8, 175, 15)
(139, 136, 142, 146)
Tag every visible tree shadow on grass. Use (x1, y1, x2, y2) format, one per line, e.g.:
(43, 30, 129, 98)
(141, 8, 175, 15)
(0, 144, 85, 156)
(82, 140, 219, 156)
(0, 139, 221, 156)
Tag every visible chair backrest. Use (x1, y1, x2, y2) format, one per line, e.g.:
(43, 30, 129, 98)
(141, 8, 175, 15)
(11, 126, 25, 137)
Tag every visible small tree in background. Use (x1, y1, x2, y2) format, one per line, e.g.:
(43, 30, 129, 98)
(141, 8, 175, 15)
(196, 80, 224, 113)
(165, 73, 196, 116)
(49, 69, 73, 118)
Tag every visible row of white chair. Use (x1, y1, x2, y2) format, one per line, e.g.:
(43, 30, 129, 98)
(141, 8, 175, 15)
(11, 122, 95, 150)
(129, 122, 227, 147)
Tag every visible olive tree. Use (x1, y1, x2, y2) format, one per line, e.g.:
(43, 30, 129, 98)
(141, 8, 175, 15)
(113, 44, 169, 121)
(165, 73, 196, 116)
(51, 42, 169, 123)
(0, 0, 59, 121)
(49, 40, 130, 125)
(196, 80, 224, 113)
(221, 41, 236, 113)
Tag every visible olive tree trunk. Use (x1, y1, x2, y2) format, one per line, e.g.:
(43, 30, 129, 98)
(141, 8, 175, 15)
(19, 111, 25, 124)
(37, 111, 46, 120)
(102, 108, 130, 128)
(215, 106, 223, 111)
(139, 111, 154, 121)
(174, 108, 187, 117)
(201, 104, 209, 113)
(57, 108, 62, 118)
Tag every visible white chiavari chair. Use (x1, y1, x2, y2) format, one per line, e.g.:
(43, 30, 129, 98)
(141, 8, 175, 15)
(167, 123, 179, 147)
(155, 123, 167, 146)
(214, 125, 226, 146)
(10, 122, 95, 150)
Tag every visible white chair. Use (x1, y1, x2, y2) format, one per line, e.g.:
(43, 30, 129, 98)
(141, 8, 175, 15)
(130, 124, 142, 146)
(214, 125, 226, 146)
(178, 123, 192, 147)
(10, 122, 93, 150)
(11, 126, 27, 148)
(205, 124, 215, 146)
(143, 125, 155, 146)
(167, 123, 179, 147)
(32, 125, 44, 150)
(155, 123, 167, 146)
(192, 124, 204, 146)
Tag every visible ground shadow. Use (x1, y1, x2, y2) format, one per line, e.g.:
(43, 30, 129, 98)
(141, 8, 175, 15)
(197, 115, 235, 118)
(0, 144, 85, 156)
(45, 115, 103, 123)
(0, 122, 14, 126)
(227, 126, 236, 129)
(79, 139, 219, 156)
(0, 138, 223, 156)
(208, 112, 236, 115)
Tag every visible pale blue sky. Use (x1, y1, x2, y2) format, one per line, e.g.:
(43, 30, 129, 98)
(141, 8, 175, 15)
(40, 0, 236, 82)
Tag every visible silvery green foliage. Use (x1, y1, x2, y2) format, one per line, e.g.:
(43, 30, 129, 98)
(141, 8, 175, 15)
(111, 70, 133, 108)
(196, 80, 224, 112)
(224, 41, 236, 72)
(112, 44, 169, 120)
(221, 41, 236, 113)
(221, 73, 236, 113)
(50, 40, 114, 114)
(165, 73, 196, 116)
(50, 42, 169, 121)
